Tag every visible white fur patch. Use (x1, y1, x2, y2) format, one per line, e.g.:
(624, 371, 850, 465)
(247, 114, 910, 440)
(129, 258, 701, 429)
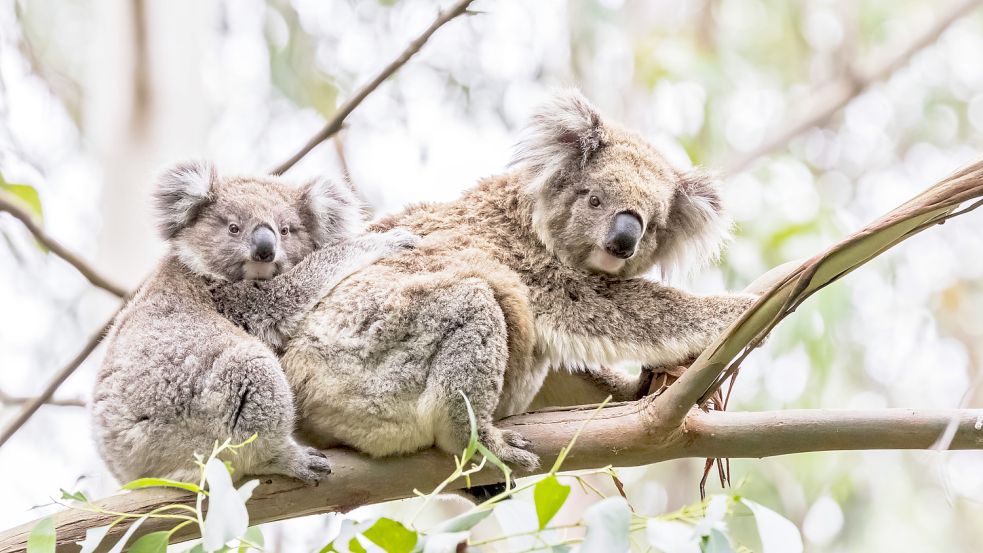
(175, 242, 224, 280)
(242, 261, 276, 280)
(535, 322, 694, 368)
(586, 248, 626, 274)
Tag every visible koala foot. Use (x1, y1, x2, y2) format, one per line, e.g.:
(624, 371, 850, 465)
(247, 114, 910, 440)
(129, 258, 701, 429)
(280, 446, 332, 484)
(481, 426, 539, 472)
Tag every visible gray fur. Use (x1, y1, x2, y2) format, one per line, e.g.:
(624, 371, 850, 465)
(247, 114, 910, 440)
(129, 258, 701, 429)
(280, 90, 756, 472)
(92, 162, 415, 483)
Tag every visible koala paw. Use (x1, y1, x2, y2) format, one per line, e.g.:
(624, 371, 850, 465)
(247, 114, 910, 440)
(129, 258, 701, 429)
(380, 228, 420, 252)
(284, 446, 332, 484)
(482, 426, 539, 472)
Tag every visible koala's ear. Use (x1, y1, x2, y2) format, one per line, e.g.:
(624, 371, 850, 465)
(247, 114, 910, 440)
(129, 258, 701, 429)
(656, 170, 732, 277)
(297, 178, 365, 246)
(510, 89, 607, 194)
(154, 160, 216, 240)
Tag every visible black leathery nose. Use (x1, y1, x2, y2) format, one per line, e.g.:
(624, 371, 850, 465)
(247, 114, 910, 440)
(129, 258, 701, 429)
(604, 212, 643, 259)
(250, 226, 277, 262)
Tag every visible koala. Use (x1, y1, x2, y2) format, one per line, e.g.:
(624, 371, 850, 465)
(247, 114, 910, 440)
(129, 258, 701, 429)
(91, 161, 416, 483)
(279, 90, 756, 471)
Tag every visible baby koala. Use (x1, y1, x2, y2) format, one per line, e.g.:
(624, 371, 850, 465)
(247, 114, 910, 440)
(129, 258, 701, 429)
(92, 161, 415, 483)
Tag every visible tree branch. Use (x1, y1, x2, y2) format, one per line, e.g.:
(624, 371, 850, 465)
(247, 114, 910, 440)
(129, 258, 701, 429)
(656, 160, 983, 426)
(2, 405, 980, 552)
(0, 196, 128, 298)
(0, 389, 85, 408)
(0, 315, 114, 448)
(723, 0, 983, 175)
(268, 0, 477, 175)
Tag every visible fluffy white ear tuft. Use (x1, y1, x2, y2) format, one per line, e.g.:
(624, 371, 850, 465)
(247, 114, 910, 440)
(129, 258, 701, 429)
(655, 170, 733, 278)
(510, 89, 607, 194)
(154, 160, 216, 240)
(298, 178, 365, 246)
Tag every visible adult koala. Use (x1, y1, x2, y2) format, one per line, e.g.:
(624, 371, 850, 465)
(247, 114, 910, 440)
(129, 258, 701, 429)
(282, 90, 755, 471)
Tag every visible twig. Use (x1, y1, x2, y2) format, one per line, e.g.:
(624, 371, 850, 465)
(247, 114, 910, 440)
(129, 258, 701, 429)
(0, 389, 85, 408)
(269, 0, 477, 175)
(724, 0, 983, 175)
(0, 314, 116, 448)
(0, 195, 128, 298)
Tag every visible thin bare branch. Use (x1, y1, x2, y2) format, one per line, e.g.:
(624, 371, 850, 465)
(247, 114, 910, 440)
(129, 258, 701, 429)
(269, 0, 477, 175)
(0, 195, 128, 298)
(0, 314, 115, 448)
(724, 0, 983, 175)
(657, 160, 983, 426)
(2, 405, 980, 552)
(0, 389, 86, 408)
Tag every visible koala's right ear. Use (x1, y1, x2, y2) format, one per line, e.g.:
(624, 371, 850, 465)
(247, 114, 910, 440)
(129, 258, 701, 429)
(297, 178, 365, 246)
(154, 160, 217, 240)
(510, 89, 608, 194)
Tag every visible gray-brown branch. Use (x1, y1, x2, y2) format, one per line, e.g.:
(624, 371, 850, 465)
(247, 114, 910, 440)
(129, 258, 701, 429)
(1, 404, 981, 552)
(723, 0, 983, 175)
(268, 0, 477, 175)
(0, 195, 128, 298)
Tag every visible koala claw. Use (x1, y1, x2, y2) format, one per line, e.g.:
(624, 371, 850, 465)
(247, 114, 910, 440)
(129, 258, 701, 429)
(501, 429, 533, 449)
(285, 447, 332, 484)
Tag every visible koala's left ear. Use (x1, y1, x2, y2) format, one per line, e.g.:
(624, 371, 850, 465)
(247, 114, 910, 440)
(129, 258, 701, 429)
(297, 178, 365, 246)
(655, 169, 732, 276)
(510, 89, 607, 194)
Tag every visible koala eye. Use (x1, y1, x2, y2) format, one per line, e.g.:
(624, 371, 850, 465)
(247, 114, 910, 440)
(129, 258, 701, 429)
(588, 195, 601, 208)
(280, 226, 290, 237)
(228, 223, 240, 235)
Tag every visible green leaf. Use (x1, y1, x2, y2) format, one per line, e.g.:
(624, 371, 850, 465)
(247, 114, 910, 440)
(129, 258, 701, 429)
(121, 478, 204, 494)
(127, 531, 169, 553)
(60, 488, 89, 503)
(362, 517, 418, 553)
(185, 545, 205, 553)
(78, 525, 110, 553)
(26, 517, 55, 553)
(348, 537, 367, 553)
(0, 173, 43, 220)
(740, 499, 802, 553)
(238, 526, 264, 552)
(702, 529, 735, 553)
(533, 475, 571, 529)
(474, 441, 511, 490)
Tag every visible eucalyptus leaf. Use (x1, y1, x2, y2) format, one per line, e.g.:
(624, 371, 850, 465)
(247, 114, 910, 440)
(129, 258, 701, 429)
(421, 532, 468, 553)
(122, 477, 204, 494)
(362, 517, 417, 553)
(429, 508, 492, 533)
(580, 497, 630, 553)
(59, 488, 89, 503)
(26, 517, 55, 553)
(702, 529, 736, 553)
(128, 531, 170, 553)
(77, 525, 110, 553)
(0, 173, 43, 220)
(533, 475, 571, 529)
(238, 526, 264, 552)
(106, 515, 147, 553)
(740, 499, 803, 553)
(646, 519, 699, 553)
(202, 458, 254, 551)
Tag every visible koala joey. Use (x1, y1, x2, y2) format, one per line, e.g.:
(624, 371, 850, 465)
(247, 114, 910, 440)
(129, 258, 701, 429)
(91, 161, 416, 483)
(279, 90, 756, 472)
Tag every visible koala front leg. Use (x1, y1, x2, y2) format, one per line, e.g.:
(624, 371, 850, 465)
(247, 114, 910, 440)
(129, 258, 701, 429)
(536, 277, 755, 369)
(211, 229, 418, 350)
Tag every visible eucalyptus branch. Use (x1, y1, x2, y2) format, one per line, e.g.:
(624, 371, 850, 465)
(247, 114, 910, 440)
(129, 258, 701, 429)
(269, 0, 477, 175)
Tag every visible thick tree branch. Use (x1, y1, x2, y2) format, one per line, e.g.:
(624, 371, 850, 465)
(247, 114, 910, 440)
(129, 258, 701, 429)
(0, 196, 128, 298)
(723, 0, 983, 175)
(269, 0, 477, 175)
(1, 405, 980, 552)
(656, 159, 983, 426)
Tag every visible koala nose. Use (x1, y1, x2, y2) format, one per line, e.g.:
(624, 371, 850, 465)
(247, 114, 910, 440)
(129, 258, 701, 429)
(250, 226, 277, 262)
(604, 212, 643, 259)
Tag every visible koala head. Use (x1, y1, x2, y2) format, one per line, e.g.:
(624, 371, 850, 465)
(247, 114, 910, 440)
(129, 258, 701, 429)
(154, 160, 362, 281)
(512, 90, 730, 279)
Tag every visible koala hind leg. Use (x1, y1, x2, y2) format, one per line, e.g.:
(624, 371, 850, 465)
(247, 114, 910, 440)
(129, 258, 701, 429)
(207, 344, 331, 483)
(427, 278, 539, 472)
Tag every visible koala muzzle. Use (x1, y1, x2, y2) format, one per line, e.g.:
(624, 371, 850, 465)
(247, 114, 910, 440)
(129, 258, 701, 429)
(250, 226, 277, 262)
(604, 212, 643, 259)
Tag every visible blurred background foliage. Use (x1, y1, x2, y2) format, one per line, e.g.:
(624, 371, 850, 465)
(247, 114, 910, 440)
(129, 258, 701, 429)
(2, 0, 983, 551)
